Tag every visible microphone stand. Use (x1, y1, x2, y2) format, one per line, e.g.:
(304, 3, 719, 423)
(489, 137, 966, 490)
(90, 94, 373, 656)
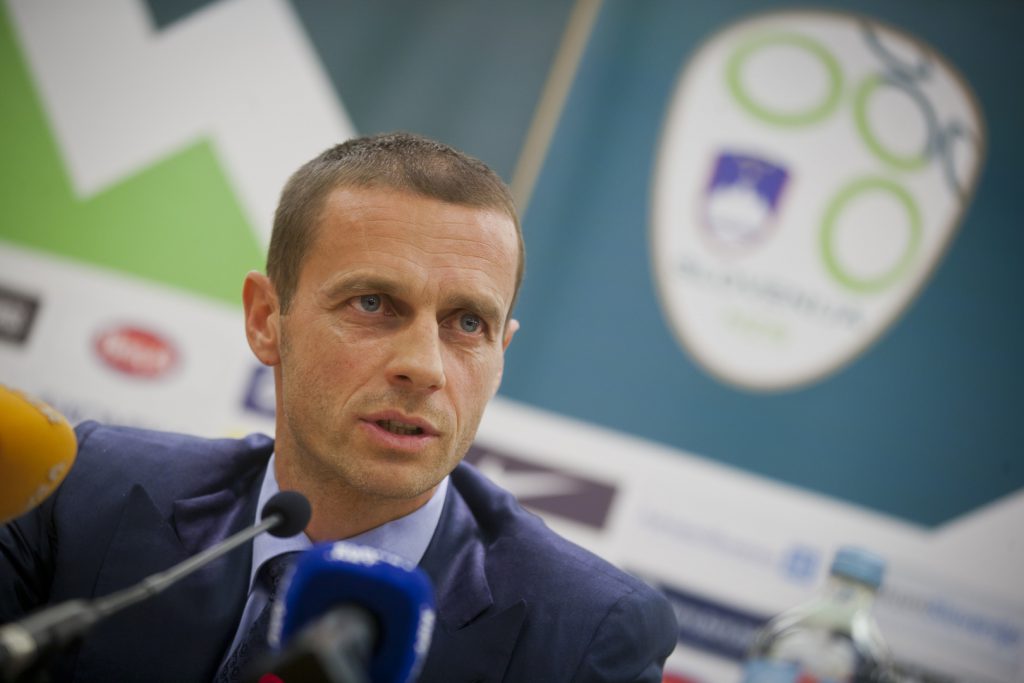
(0, 492, 309, 683)
(245, 606, 376, 683)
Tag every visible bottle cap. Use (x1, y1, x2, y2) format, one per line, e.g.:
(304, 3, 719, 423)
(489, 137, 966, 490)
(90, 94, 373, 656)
(830, 546, 886, 588)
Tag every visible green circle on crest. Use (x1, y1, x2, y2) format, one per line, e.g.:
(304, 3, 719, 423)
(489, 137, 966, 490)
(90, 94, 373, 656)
(854, 75, 930, 171)
(727, 33, 843, 127)
(820, 177, 922, 294)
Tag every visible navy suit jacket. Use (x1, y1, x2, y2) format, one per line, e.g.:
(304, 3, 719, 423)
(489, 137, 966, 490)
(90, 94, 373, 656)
(0, 422, 677, 682)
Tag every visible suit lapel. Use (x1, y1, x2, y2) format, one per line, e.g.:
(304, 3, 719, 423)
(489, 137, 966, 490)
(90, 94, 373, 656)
(73, 481, 259, 683)
(423, 600, 526, 683)
(416, 477, 526, 683)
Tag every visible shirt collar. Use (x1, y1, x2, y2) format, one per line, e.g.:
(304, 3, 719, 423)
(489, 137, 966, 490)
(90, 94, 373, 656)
(249, 452, 449, 591)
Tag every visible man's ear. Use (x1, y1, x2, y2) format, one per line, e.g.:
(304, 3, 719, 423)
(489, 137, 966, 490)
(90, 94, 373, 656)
(242, 271, 281, 366)
(502, 318, 520, 351)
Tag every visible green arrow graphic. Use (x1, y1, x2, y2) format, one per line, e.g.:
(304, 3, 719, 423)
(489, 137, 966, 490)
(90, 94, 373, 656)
(0, 5, 263, 306)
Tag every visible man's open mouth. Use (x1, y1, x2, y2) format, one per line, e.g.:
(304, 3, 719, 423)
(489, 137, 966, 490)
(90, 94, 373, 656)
(376, 419, 424, 436)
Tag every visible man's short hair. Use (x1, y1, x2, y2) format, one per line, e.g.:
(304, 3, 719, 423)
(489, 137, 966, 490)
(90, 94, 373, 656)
(267, 132, 524, 317)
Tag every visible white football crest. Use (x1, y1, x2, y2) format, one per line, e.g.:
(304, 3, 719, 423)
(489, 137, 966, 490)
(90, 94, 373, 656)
(651, 10, 984, 390)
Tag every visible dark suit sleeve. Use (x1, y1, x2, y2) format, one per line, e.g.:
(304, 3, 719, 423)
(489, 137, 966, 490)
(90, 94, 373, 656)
(0, 420, 102, 621)
(0, 492, 57, 620)
(570, 585, 678, 683)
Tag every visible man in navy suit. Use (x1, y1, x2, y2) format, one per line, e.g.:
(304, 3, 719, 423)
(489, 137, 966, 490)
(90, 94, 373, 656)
(1, 133, 677, 681)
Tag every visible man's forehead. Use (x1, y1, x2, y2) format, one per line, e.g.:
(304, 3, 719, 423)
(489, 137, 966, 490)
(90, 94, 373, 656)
(317, 186, 518, 267)
(307, 189, 516, 299)
(323, 185, 511, 222)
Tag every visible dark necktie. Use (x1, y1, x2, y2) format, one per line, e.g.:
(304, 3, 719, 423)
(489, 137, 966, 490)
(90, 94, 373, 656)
(214, 551, 299, 683)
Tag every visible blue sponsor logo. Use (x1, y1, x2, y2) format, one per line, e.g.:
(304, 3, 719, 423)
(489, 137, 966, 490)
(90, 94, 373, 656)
(243, 364, 275, 417)
(654, 580, 769, 661)
(780, 545, 821, 584)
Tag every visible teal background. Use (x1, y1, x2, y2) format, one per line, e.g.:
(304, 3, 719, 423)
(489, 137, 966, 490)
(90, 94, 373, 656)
(96, 0, 1024, 525)
(506, 1, 1023, 527)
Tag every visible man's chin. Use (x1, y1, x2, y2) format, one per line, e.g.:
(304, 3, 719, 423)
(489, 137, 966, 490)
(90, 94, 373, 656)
(354, 462, 447, 503)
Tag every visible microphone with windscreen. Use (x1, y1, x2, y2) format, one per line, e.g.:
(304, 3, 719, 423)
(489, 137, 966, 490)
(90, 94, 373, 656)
(0, 385, 77, 525)
(250, 542, 436, 683)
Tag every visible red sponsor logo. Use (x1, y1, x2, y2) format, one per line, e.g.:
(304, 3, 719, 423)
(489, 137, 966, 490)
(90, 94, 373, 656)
(94, 326, 178, 378)
(663, 673, 702, 683)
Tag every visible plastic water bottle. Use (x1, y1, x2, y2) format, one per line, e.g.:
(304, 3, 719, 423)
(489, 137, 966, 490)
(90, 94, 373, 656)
(740, 546, 895, 683)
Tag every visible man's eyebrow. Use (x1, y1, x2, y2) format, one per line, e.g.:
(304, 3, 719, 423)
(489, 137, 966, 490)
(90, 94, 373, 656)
(441, 293, 505, 326)
(317, 274, 405, 303)
(317, 273, 508, 324)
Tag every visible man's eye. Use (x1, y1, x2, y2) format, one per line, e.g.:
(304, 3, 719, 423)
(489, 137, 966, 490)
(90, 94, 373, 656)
(459, 313, 483, 334)
(357, 294, 383, 312)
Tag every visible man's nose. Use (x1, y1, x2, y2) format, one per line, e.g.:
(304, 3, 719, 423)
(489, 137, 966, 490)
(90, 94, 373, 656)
(386, 317, 446, 391)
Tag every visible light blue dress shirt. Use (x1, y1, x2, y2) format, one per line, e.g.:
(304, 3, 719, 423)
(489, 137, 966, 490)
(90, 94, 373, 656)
(218, 452, 449, 666)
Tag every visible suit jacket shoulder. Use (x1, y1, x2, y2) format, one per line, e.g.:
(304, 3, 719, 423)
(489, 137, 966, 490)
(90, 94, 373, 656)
(0, 422, 273, 683)
(67, 420, 274, 506)
(418, 462, 677, 683)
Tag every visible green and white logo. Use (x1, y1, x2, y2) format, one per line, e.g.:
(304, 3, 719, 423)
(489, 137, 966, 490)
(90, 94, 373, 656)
(651, 10, 984, 391)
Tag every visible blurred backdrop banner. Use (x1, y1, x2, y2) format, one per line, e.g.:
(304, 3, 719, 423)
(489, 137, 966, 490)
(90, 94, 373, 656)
(1, 1, 1020, 681)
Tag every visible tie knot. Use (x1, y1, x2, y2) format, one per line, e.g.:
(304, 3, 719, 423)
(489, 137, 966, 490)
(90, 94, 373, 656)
(259, 551, 300, 599)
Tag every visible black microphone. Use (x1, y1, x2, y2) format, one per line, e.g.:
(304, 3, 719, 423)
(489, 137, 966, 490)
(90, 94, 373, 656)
(0, 490, 311, 683)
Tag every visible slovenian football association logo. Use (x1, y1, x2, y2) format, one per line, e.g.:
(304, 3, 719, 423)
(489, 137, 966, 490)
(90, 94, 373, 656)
(651, 10, 985, 390)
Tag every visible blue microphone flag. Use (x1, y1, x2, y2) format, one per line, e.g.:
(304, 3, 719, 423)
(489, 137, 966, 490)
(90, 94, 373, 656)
(273, 542, 436, 683)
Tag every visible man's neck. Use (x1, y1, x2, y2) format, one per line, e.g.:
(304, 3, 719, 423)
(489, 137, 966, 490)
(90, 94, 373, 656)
(273, 452, 438, 543)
